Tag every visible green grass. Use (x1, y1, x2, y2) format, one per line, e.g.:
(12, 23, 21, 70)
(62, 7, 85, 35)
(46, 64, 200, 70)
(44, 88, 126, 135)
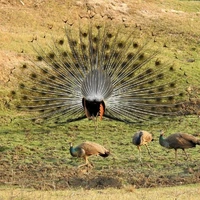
(1, 111, 200, 190)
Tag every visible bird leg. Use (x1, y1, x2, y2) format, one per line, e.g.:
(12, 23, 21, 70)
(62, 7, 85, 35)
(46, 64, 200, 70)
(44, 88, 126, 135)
(175, 149, 178, 164)
(145, 144, 153, 159)
(182, 149, 189, 160)
(86, 162, 94, 168)
(78, 163, 88, 168)
(78, 156, 94, 169)
(94, 116, 98, 134)
(137, 146, 142, 163)
(92, 114, 98, 134)
(77, 156, 88, 168)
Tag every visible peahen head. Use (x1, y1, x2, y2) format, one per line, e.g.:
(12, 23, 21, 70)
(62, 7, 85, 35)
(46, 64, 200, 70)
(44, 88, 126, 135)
(69, 142, 73, 147)
(159, 130, 171, 148)
(159, 130, 165, 143)
(160, 130, 164, 136)
(69, 142, 76, 157)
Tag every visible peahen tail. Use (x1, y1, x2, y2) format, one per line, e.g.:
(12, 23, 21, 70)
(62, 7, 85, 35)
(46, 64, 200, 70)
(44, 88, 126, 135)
(11, 21, 188, 124)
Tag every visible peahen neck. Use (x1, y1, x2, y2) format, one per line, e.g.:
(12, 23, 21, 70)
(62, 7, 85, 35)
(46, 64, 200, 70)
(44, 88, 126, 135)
(159, 134, 170, 148)
(135, 132, 143, 145)
(69, 146, 78, 157)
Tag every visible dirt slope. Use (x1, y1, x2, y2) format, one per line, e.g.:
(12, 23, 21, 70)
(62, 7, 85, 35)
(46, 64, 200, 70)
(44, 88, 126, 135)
(1, 0, 200, 88)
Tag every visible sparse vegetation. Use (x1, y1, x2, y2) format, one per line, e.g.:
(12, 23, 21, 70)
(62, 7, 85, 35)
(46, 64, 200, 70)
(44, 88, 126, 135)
(1, 184, 200, 200)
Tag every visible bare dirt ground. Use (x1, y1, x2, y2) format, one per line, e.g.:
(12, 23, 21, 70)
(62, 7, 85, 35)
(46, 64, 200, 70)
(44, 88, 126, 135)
(1, 0, 200, 190)
(1, 161, 200, 190)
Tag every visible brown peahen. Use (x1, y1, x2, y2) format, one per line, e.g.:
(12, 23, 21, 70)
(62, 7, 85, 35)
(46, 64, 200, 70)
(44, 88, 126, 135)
(69, 141, 110, 168)
(159, 131, 200, 163)
(132, 130, 153, 161)
(11, 21, 188, 125)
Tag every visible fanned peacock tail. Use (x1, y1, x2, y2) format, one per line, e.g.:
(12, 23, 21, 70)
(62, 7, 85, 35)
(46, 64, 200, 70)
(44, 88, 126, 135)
(11, 21, 188, 124)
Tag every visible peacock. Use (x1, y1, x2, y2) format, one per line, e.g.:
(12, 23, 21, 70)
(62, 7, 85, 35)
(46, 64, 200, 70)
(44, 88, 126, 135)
(132, 130, 153, 161)
(159, 131, 200, 163)
(10, 21, 188, 125)
(69, 141, 110, 168)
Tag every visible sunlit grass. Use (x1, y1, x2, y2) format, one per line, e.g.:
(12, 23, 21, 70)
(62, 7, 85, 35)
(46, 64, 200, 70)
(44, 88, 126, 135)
(0, 184, 200, 200)
(1, 112, 200, 189)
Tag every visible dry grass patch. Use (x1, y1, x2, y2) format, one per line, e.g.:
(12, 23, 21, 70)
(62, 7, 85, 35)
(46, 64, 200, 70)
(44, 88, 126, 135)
(0, 184, 200, 200)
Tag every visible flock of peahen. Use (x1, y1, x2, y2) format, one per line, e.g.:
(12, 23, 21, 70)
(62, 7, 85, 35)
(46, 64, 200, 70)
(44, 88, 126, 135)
(10, 21, 200, 168)
(70, 130, 200, 167)
(132, 130, 200, 164)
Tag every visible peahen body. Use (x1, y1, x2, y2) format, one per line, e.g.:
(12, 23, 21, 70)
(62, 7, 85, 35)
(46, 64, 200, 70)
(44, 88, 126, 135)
(11, 21, 188, 125)
(132, 130, 153, 161)
(159, 131, 200, 163)
(70, 141, 110, 168)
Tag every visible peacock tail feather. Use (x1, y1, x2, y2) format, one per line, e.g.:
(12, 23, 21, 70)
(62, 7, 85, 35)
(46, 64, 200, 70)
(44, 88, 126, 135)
(10, 21, 188, 124)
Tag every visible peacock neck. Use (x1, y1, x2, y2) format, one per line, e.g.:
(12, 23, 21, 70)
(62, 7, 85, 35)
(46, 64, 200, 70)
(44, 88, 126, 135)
(70, 146, 77, 157)
(159, 135, 169, 148)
